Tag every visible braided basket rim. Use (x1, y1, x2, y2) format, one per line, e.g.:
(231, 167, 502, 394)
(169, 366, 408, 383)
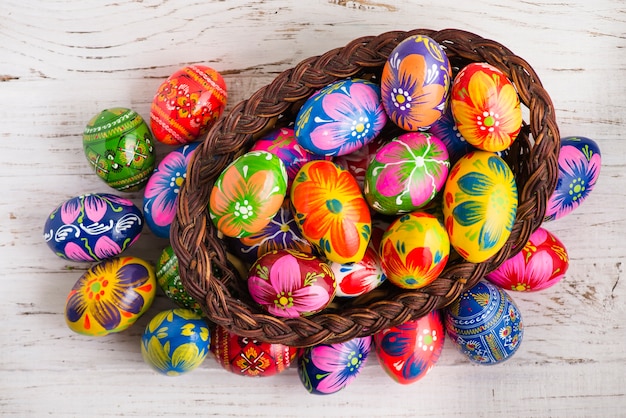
(171, 28, 560, 348)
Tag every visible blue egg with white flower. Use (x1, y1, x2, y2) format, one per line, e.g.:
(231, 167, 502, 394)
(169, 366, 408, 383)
(143, 142, 200, 238)
(297, 336, 372, 395)
(141, 308, 210, 376)
(294, 78, 387, 157)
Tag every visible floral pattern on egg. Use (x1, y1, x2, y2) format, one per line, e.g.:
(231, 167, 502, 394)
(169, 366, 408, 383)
(143, 142, 199, 238)
(65, 256, 156, 336)
(443, 151, 518, 263)
(295, 78, 387, 157)
(298, 336, 372, 395)
(544, 136, 601, 222)
(291, 160, 371, 264)
(209, 151, 287, 238)
(364, 132, 450, 215)
(381, 35, 451, 130)
(450, 62, 522, 152)
(43, 193, 143, 262)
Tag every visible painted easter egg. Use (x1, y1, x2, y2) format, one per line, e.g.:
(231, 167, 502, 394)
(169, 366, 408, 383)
(209, 150, 287, 238)
(486, 227, 569, 291)
(291, 160, 371, 264)
(334, 135, 386, 190)
(298, 336, 372, 395)
(43, 193, 144, 262)
(83, 108, 156, 192)
(374, 310, 445, 384)
(247, 249, 336, 318)
(141, 308, 210, 376)
(251, 127, 329, 191)
(364, 132, 450, 215)
(211, 325, 298, 377)
(225, 198, 314, 265)
(150, 65, 227, 145)
(381, 34, 452, 131)
(156, 245, 203, 314)
(294, 78, 387, 156)
(544, 136, 602, 222)
(444, 280, 524, 365)
(143, 142, 200, 238)
(330, 244, 386, 298)
(443, 151, 518, 263)
(450, 62, 522, 152)
(427, 104, 475, 165)
(64, 256, 156, 336)
(379, 212, 449, 289)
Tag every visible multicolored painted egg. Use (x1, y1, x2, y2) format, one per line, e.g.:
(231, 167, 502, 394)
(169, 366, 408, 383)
(373, 310, 445, 384)
(83, 108, 156, 192)
(141, 308, 210, 376)
(450, 62, 522, 152)
(247, 249, 336, 318)
(381, 34, 452, 131)
(211, 325, 298, 377)
(443, 151, 518, 263)
(333, 135, 386, 190)
(65, 256, 156, 336)
(225, 198, 314, 265)
(364, 132, 450, 215)
(150, 65, 227, 145)
(427, 104, 475, 165)
(379, 212, 449, 289)
(297, 336, 372, 395)
(156, 245, 203, 314)
(544, 136, 601, 222)
(330, 244, 386, 298)
(143, 142, 200, 238)
(43, 193, 143, 262)
(251, 127, 329, 191)
(486, 227, 569, 291)
(291, 160, 372, 264)
(209, 150, 287, 238)
(294, 78, 387, 156)
(444, 280, 524, 365)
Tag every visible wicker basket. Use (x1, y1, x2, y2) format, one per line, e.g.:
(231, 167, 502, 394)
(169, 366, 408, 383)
(171, 28, 560, 348)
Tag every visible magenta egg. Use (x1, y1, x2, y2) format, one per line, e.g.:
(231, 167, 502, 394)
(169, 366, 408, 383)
(486, 227, 569, 291)
(247, 249, 336, 318)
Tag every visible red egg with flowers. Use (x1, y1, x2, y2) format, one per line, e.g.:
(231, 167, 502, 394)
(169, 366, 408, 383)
(150, 65, 227, 145)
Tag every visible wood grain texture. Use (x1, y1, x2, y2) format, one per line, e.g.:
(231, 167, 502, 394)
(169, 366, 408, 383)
(1, 1, 625, 417)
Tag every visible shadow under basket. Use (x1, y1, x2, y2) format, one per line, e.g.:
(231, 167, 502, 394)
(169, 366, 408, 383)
(170, 28, 560, 348)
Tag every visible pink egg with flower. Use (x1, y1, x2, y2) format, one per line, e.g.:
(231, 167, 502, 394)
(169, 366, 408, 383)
(247, 249, 336, 318)
(486, 227, 569, 291)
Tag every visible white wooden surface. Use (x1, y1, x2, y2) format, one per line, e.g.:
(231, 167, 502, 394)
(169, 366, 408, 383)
(1, 1, 625, 417)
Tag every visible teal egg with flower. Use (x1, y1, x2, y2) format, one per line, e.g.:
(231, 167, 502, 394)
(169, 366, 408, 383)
(443, 151, 518, 263)
(364, 132, 450, 215)
(297, 336, 372, 395)
(141, 308, 210, 376)
(294, 78, 387, 157)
